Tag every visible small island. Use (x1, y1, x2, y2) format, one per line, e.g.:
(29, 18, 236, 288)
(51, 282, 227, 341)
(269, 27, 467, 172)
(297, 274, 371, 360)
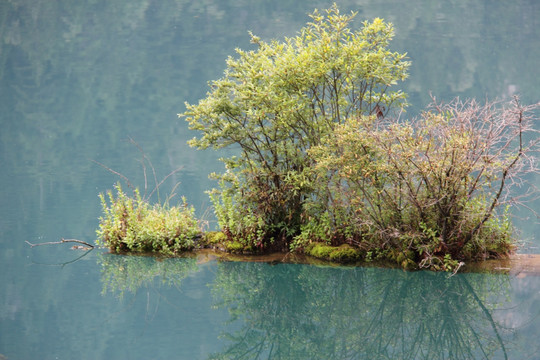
(96, 5, 539, 272)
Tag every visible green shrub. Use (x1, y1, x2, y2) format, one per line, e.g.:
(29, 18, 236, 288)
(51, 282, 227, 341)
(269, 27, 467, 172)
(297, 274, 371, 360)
(307, 97, 538, 269)
(173, 4, 539, 271)
(96, 183, 201, 255)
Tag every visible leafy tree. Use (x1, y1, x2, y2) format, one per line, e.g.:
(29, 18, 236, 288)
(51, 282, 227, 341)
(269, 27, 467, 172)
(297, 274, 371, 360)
(183, 4, 409, 251)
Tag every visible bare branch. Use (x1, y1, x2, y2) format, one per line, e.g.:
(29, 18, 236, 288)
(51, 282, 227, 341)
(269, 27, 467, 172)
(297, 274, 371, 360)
(25, 238, 94, 249)
(91, 159, 136, 194)
(146, 166, 185, 201)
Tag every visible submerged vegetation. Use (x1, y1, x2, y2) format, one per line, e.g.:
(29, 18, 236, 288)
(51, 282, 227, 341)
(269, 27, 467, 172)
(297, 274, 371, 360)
(97, 5, 539, 271)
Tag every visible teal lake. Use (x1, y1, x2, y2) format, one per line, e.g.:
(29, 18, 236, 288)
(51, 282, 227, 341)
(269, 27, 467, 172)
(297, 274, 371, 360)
(2, 1, 540, 359)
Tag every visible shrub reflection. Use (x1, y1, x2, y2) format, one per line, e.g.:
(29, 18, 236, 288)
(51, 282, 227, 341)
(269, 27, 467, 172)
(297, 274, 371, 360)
(99, 253, 198, 298)
(96, 255, 514, 359)
(210, 263, 511, 360)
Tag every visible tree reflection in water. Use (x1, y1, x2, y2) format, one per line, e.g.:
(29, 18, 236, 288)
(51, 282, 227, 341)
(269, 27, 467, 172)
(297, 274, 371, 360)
(96, 255, 518, 359)
(210, 263, 512, 360)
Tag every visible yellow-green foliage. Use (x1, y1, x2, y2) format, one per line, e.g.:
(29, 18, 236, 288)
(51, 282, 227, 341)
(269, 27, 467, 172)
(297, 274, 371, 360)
(329, 245, 362, 262)
(225, 241, 246, 253)
(96, 4, 535, 271)
(306, 97, 536, 270)
(306, 243, 362, 263)
(306, 243, 335, 259)
(203, 231, 228, 245)
(96, 183, 200, 255)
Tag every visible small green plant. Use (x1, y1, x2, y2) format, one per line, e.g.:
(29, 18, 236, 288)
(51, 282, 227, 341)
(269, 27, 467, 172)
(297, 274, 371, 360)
(96, 183, 201, 255)
(94, 138, 203, 255)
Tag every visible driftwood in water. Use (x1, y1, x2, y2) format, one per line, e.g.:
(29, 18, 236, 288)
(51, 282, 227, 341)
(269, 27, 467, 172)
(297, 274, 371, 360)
(25, 238, 94, 250)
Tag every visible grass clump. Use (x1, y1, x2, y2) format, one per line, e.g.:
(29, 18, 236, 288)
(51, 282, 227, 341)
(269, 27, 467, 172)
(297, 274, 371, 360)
(96, 183, 201, 255)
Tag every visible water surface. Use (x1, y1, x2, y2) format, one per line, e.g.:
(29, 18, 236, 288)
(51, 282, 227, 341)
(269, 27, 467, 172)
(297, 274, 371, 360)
(1, 1, 540, 359)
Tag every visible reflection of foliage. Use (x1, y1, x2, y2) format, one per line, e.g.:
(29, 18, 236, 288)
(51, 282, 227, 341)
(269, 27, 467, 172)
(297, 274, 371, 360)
(99, 252, 198, 298)
(211, 262, 512, 360)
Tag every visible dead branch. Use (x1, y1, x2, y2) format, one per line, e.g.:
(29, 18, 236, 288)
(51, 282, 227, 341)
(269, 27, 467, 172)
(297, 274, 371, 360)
(146, 166, 185, 201)
(25, 238, 94, 249)
(128, 136, 156, 200)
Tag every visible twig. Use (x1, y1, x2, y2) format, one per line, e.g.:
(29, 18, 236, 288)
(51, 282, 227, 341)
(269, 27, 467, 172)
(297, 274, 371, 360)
(146, 166, 184, 201)
(25, 238, 94, 248)
(447, 261, 466, 278)
(95, 137, 184, 203)
(91, 159, 136, 194)
(128, 136, 153, 200)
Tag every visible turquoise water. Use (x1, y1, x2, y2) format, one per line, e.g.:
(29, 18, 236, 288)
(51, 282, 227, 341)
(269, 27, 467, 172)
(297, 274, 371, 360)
(1, 1, 540, 359)
(5, 250, 540, 359)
